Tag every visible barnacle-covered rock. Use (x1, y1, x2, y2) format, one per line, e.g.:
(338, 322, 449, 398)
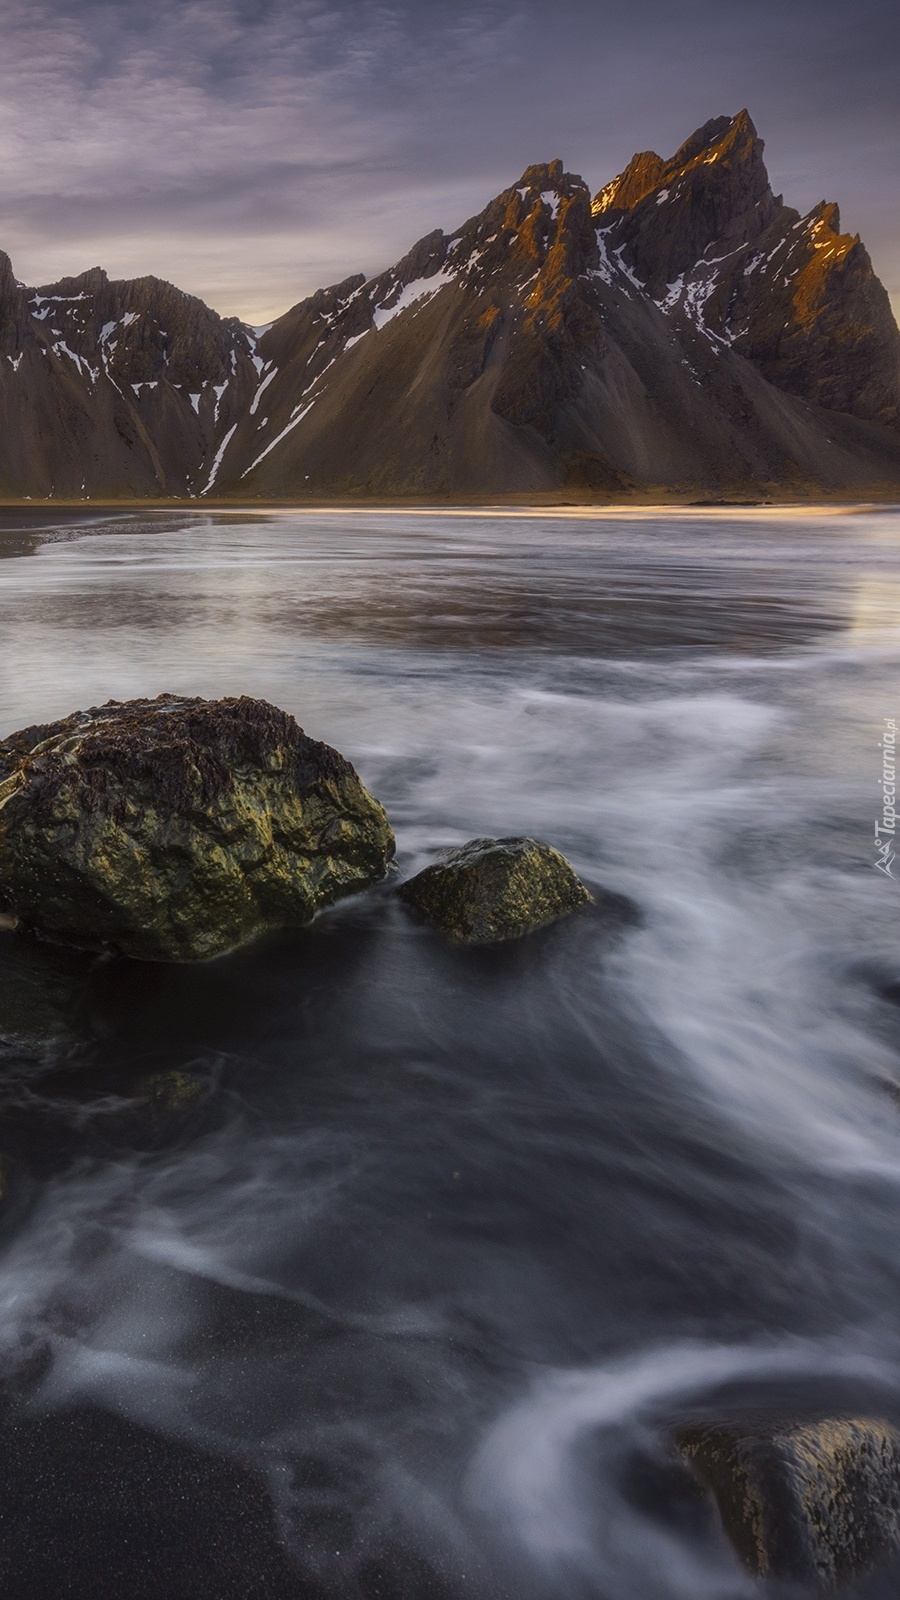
(0, 694, 394, 961)
(397, 836, 592, 944)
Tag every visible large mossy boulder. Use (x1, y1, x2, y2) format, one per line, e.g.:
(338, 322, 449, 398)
(0, 694, 394, 961)
(676, 1416, 900, 1587)
(397, 836, 592, 945)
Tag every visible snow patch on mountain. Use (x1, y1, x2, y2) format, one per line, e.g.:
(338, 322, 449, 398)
(201, 423, 237, 494)
(249, 366, 277, 415)
(653, 261, 733, 349)
(372, 270, 454, 330)
(589, 229, 646, 295)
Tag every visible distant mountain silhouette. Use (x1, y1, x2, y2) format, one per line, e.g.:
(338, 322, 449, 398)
(1, 111, 899, 499)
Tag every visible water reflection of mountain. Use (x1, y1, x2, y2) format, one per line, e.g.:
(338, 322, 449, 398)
(0, 509, 849, 658)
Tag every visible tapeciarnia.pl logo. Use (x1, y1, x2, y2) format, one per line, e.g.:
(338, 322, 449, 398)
(875, 717, 897, 877)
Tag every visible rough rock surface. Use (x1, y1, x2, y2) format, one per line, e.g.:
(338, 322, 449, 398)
(0, 694, 394, 961)
(397, 836, 592, 944)
(676, 1416, 900, 1586)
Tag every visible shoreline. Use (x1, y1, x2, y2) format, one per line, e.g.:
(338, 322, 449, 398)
(0, 491, 899, 520)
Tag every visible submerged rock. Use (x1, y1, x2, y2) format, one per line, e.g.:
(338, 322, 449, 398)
(103, 1070, 211, 1147)
(397, 836, 592, 944)
(676, 1416, 900, 1587)
(0, 695, 394, 961)
(135, 1070, 206, 1117)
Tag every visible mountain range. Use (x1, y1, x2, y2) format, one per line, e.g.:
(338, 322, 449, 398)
(1, 110, 899, 501)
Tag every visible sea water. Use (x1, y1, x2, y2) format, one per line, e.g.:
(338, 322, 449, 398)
(0, 506, 898, 1599)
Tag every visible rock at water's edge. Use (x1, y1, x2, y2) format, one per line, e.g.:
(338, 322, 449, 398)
(0, 694, 394, 961)
(397, 836, 592, 944)
(676, 1416, 900, 1586)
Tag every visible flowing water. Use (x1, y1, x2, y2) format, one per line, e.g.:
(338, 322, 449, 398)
(0, 505, 899, 1599)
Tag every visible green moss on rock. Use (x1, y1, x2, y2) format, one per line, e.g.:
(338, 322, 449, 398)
(397, 836, 592, 944)
(676, 1416, 900, 1587)
(0, 694, 394, 961)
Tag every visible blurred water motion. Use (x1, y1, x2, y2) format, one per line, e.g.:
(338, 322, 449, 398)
(0, 507, 898, 1600)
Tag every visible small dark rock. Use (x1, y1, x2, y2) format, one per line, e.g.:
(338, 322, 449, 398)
(676, 1416, 900, 1587)
(397, 836, 593, 944)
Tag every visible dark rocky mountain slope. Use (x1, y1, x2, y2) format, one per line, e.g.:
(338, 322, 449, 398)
(0, 257, 259, 497)
(1, 111, 898, 500)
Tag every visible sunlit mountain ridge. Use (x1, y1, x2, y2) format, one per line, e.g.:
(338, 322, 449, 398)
(1, 111, 898, 500)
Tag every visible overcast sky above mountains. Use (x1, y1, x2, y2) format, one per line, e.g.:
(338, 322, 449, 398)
(1, 0, 897, 325)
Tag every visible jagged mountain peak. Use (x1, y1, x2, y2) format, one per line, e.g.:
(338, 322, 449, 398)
(669, 113, 734, 166)
(437, 162, 594, 291)
(669, 108, 758, 169)
(805, 199, 857, 254)
(591, 153, 666, 218)
(35, 267, 110, 296)
(270, 159, 593, 354)
(514, 159, 588, 198)
(591, 112, 762, 219)
(464, 161, 589, 230)
(592, 109, 777, 297)
(592, 109, 768, 226)
(0, 109, 897, 502)
(518, 159, 564, 190)
(582, 113, 900, 432)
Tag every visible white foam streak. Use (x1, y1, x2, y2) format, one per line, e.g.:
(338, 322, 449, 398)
(469, 1341, 900, 1586)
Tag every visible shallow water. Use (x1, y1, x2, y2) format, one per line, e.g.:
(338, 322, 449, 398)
(0, 505, 899, 1599)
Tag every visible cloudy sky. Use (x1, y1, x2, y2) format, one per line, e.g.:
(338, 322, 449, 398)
(0, 0, 897, 325)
